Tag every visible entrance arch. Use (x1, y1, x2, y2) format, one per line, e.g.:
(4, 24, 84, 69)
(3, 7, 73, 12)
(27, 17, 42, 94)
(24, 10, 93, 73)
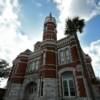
(23, 82, 37, 100)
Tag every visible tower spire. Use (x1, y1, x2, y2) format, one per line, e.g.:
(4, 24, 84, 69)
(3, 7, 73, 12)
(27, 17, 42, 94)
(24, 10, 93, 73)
(49, 12, 52, 19)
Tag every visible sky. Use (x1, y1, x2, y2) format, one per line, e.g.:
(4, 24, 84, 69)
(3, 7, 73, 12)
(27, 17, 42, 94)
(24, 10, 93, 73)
(0, 0, 100, 87)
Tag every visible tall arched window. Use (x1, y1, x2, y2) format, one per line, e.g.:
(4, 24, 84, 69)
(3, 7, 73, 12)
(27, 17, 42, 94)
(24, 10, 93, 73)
(61, 71, 76, 97)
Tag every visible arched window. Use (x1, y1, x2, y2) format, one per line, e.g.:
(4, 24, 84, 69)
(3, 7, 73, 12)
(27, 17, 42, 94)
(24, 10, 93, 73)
(23, 82, 37, 100)
(61, 71, 76, 97)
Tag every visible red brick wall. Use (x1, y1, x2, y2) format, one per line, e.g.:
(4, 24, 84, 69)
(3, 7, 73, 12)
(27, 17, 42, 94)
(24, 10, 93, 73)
(46, 52, 56, 64)
(10, 57, 28, 84)
(77, 78, 87, 97)
(75, 71, 82, 76)
(71, 46, 79, 62)
(16, 62, 27, 74)
(41, 69, 56, 78)
(43, 22, 56, 40)
(40, 50, 57, 78)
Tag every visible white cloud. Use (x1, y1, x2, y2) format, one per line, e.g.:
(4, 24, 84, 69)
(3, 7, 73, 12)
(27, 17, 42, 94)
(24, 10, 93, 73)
(53, 0, 100, 77)
(83, 40, 100, 77)
(35, 2, 42, 7)
(0, 0, 33, 66)
(53, 0, 100, 39)
(0, 78, 8, 88)
(0, 0, 34, 88)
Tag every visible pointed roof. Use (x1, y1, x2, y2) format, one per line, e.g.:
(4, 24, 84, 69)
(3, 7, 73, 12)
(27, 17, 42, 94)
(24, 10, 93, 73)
(44, 13, 56, 25)
(49, 12, 52, 19)
(23, 49, 32, 55)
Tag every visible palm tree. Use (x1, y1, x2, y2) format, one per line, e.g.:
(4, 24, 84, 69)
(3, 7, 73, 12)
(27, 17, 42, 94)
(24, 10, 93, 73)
(65, 17, 95, 100)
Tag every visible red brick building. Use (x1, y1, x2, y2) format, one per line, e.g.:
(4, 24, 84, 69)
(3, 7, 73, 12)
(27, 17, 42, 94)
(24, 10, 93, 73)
(4, 13, 100, 100)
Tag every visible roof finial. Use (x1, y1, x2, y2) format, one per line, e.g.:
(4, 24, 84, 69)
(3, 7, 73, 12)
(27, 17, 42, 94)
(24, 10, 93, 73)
(49, 12, 52, 18)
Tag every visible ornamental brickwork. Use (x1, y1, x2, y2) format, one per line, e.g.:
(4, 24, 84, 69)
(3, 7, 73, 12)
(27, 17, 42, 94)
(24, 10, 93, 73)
(4, 13, 100, 100)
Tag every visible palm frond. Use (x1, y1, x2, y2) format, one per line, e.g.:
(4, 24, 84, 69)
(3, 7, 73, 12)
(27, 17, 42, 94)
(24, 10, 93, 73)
(65, 17, 85, 35)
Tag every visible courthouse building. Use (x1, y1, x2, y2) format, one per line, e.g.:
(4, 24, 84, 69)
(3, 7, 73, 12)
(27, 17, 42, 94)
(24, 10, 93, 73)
(4, 14, 100, 100)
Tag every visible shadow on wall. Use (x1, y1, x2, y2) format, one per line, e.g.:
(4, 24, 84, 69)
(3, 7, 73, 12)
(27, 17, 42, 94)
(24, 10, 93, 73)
(0, 88, 6, 100)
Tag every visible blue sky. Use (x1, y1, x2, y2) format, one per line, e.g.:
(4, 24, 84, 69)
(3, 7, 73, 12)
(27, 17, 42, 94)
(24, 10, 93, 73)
(19, 0, 100, 43)
(0, 0, 100, 87)
(19, 0, 59, 39)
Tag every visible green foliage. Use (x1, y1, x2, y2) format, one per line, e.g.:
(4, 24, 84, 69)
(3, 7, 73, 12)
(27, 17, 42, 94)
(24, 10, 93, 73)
(0, 59, 10, 78)
(65, 17, 85, 35)
(0, 59, 8, 68)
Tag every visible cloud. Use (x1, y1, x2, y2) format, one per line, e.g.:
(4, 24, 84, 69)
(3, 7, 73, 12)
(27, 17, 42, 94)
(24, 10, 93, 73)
(35, 2, 42, 7)
(0, 78, 8, 88)
(53, 0, 100, 39)
(0, 0, 33, 66)
(83, 40, 100, 77)
(0, 0, 34, 88)
(53, 0, 100, 77)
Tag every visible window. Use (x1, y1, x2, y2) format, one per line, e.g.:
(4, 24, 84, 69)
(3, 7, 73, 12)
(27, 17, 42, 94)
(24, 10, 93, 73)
(59, 47, 71, 64)
(41, 81, 43, 96)
(62, 72, 76, 97)
(69, 80, 76, 96)
(28, 62, 35, 72)
(31, 62, 35, 71)
(60, 50, 65, 64)
(35, 60, 39, 70)
(28, 60, 40, 72)
(65, 48, 71, 63)
(63, 80, 68, 96)
(43, 52, 46, 65)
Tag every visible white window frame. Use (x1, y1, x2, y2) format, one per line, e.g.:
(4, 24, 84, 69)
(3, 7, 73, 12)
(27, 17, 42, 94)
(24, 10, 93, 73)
(58, 47, 72, 65)
(28, 59, 40, 72)
(35, 60, 39, 70)
(62, 78, 75, 97)
(60, 50, 65, 64)
(61, 72, 76, 97)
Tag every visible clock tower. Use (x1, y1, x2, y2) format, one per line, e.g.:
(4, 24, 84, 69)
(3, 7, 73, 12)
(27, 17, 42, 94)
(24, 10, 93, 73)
(40, 13, 58, 100)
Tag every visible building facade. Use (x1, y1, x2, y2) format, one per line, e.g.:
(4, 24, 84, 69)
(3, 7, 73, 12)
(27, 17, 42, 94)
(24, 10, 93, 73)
(4, 14, 100, 100)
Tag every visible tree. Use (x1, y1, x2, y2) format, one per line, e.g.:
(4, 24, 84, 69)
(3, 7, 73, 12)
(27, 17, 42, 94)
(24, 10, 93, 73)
(0, 59, 10, 78)
(65, 17, 95, 100)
